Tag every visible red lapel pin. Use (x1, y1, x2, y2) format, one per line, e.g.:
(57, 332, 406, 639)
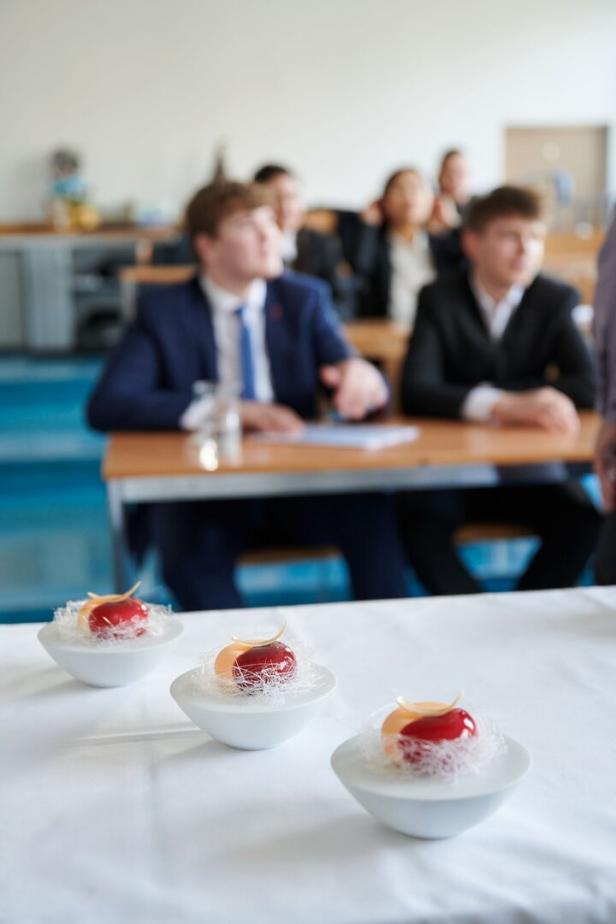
(268, 303, 283, 321)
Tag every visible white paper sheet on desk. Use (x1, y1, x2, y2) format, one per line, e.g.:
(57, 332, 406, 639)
(255, 423, 420, 450)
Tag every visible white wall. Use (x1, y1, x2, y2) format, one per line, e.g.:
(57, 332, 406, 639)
(1, 0, 615, 220)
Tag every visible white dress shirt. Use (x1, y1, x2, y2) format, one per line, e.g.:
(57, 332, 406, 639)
(180, 275, 274, 430)
(461, 277, 525, 422)
(280, 230, 298, 264)
(388, 231, 435, 328)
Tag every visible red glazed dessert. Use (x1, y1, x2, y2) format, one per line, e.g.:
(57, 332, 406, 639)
(381, 696, 477, 763)
(214, 626, 297, 690)
(78, 582, 149, 640)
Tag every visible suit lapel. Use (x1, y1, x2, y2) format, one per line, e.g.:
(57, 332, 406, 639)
(183, 276, 218, 381)
(462, 274, 493, 340)
(499, 281, 535, 347)
(463, 277, 536, 382)
(457, 275, 510, 381)
(294, 228, 309, 273)
(264, 279, 291, 400)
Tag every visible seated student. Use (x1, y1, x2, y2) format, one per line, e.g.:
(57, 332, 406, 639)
(429, 149, 471, 233)
(398, 185, 600, 595)
(253, 164, 358, 318)
(352, 167, 465, 326)
(88, 181, 407, 611)
(592, 208, 616, 584)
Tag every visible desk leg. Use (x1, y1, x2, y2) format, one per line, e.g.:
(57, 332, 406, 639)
(107, 480, 134, 592)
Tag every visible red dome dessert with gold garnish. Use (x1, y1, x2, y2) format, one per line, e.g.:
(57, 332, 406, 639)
(39, 582, 182, 687)
(381, 695, 477, 765)
(214, 625, 297, 691)
(77, 582, 150, 640)
(170, 623, 335, 749)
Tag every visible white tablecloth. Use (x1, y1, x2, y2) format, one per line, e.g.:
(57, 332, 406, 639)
(2, 588, 616, 924)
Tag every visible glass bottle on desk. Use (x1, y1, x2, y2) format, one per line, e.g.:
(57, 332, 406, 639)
(192, 381, 241, 465)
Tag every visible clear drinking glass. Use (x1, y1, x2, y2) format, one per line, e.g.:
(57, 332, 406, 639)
(193, 381, 241, 466)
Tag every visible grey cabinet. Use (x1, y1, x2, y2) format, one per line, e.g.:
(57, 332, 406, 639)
(0, 232, 171, 352)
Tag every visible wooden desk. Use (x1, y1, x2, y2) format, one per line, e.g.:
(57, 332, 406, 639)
(544, 231, 604, 258)
(0, 222, 178, 241)
(543, 254, 598, 305)
(118, 264, 196, 318)
(118, 264, 196, 285)
(104, 413, 599, 590)
(344, 320, 408, 397)
(543, 232, 604, 306)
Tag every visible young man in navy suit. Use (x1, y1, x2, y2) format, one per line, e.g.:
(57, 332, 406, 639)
(89, 181, 407, 610)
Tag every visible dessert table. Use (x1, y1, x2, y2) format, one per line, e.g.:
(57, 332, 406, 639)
(2, 587, 616, 923)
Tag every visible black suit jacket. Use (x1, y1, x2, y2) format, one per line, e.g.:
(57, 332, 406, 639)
(351, 223, 466, 318)
(401, 271, 596, 417)
(292, 227, 359, 319)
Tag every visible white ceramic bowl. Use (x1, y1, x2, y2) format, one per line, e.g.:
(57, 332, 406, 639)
(38, 618, 184, 687)
(331, 733, 530, 839)
(170, 664, 336, 750)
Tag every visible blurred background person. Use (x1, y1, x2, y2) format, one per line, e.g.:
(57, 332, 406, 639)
(253, 163, 359, 318)
(352, 167, 465, 326)
(593, 210, 616, 584)
(430, 148, 471, 232)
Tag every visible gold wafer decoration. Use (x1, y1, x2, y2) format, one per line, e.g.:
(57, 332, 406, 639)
(394, 692, 463, 719)
(77, 581, 142, 626)
(230, 622, 286, 648)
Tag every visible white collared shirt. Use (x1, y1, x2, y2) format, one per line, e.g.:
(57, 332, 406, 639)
(280, 230, 298, 264)
(388, 230, 435, 328)
(461, 277, 526, 422)
(471, 276, 525, 340)
(180, 275, 274, 430)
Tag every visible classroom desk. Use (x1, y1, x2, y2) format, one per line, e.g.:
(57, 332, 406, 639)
(343, 319, 409, 393)
(103, 413, 599, 591)
(3, 587, 616, 923)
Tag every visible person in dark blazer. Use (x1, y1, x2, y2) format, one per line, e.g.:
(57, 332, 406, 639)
(88, 181, 407, 611)
(398, 185, 600, 595)
(253, 164, 358, 318)
(592, 208, 616, 584)
(429, 149, 471, 233)
(352, 167, 465, 325)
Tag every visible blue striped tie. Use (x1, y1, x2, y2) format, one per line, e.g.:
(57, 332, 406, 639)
(235, 305, 256, 400)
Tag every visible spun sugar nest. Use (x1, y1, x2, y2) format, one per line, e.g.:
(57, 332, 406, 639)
(53, 599, 174, 647)
(358, 702, 506, 781)
(192, 636, 322, 705)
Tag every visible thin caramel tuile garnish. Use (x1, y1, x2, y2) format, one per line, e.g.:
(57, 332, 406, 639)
(230, 622, 286, 648)
(77, 581, 142, 626)
(395, 692, 463, 719)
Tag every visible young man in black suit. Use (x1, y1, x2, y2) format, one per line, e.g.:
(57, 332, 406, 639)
(399, 186, 600, 595)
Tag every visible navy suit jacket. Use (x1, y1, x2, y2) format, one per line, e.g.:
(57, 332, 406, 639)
(88, 271, 353, 431)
